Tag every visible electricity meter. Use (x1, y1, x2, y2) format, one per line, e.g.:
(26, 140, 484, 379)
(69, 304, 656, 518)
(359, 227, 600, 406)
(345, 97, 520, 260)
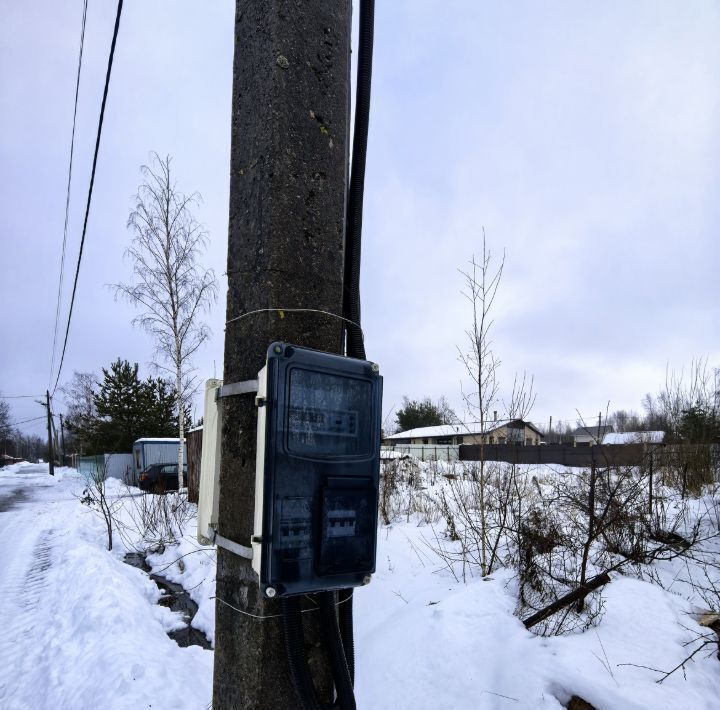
(252, 342, 382, 597)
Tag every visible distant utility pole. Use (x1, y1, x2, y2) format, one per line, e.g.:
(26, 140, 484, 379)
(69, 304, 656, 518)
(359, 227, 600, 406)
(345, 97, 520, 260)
(213, 2, 352, 708)
(46, 391, 54, 476)
(60, 414, 66, 466)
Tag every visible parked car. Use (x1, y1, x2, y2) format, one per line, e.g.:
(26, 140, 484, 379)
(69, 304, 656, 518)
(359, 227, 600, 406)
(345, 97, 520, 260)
(138, 463, 187, 493)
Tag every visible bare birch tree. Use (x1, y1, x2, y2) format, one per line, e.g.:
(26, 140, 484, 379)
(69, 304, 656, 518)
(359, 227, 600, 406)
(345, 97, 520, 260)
(115, 153, 217, 489)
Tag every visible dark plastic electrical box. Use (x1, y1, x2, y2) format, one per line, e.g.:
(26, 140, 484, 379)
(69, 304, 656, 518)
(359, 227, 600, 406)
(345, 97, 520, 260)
(254, 343, 382, 597)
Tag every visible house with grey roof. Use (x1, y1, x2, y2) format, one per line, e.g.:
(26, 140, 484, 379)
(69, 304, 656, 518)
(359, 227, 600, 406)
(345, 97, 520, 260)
(571, 424, 614, 446)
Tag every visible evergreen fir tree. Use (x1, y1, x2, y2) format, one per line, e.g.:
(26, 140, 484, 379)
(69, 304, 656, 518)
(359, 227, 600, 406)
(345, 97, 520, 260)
(92, 360, 147, 452)
(143, 377, 180, 437)
(68, 359, 187, 454)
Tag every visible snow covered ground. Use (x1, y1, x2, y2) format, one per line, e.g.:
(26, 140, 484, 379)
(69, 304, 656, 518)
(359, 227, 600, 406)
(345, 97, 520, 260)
(356, 522, 720, 709)
(1, 461, 720, 709)
(0, 463, 211, 710)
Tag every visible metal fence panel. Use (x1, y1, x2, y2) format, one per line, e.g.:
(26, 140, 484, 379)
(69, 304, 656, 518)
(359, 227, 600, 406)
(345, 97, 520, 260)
(382, 445, 459, 462)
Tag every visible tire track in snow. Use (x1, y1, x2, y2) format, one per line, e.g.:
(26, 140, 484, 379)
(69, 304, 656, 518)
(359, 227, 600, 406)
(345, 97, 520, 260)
(23, 530, 55, 609)
(0, 528, 56, 708)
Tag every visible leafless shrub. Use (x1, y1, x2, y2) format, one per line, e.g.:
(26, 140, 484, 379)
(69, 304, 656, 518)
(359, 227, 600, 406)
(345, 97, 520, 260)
(379, 460, 400, 526)
(79, 459, 122, 551)
(390, 440, 720, 639)
(425, 461, 537, 582)
(122, 488, 193, 548)
(412, 491, 441, 526)
(514, 460, 719, 635)
(379, 458, 423, 525)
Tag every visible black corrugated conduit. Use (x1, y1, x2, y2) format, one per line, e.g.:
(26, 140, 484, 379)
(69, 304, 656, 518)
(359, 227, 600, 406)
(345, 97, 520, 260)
(319, 592, 356, 710)
(282, 594, 356, 710)
(282, 597, 323, 710)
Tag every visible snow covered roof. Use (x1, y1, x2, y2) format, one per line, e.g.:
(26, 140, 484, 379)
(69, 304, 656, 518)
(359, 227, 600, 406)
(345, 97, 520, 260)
(572, 425, 614, 438)
(602, 431, 665, 445)
(385, 423, 475, 440)
(385, 420, 545, 440)
(385, 422, 508, 440)
(134, 437, 185, 443)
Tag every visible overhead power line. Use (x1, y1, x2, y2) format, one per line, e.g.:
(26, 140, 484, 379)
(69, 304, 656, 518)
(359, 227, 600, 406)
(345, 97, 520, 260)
(52, 0, 124, 396)
(49, 0, 89, 390)
(0, 394, 44, 399)
(7, 416, 47, 427)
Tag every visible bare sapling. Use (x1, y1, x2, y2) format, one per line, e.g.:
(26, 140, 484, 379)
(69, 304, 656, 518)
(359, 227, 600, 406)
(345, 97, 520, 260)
(80, 456, 122, 551)
(457, 231, 504, 576)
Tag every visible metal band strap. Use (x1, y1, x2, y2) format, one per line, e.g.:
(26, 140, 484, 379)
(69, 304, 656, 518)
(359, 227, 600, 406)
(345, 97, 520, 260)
(208, 526, 253, 560)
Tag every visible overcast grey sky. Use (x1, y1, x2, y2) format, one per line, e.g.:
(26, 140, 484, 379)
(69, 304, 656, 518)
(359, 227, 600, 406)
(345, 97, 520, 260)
(1, 1, 719, 438)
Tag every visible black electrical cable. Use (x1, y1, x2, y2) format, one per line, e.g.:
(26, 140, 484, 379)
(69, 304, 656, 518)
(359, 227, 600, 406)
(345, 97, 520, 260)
(343, 0, 375, 362)
(337, 0, 376, 694)
(337, 588, 355, 685)
(52, 0, 124, 396)
(7, 416, 47, 427)
(50, 0, 88, 390)
(338, 0, 375, 690)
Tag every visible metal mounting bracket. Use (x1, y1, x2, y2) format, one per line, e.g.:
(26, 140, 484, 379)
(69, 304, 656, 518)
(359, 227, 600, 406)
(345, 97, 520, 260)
(215, 379, 259, 401)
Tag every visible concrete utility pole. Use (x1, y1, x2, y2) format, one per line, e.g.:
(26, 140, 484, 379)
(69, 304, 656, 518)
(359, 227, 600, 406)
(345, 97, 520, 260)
(60, 414, 66, 466)
(214, 2, 352, 708)
(45, 391, 54, 476)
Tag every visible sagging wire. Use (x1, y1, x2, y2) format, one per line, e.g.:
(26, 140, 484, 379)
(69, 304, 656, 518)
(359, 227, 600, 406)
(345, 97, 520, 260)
(213, 590, 353, 621)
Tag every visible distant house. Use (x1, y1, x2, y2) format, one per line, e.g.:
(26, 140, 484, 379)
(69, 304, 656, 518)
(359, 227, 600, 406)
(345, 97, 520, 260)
(572, 425, 614, 446)
(602, 431, 665, 445)
(384, 419, 544, 447)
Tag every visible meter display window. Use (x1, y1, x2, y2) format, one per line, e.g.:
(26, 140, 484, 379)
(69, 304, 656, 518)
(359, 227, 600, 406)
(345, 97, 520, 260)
(286, 368, 373, 457)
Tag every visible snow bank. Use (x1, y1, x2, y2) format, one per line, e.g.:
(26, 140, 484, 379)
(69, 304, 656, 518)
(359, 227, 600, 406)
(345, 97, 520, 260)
(4, 462, 720, 709)
(354, 520, 720, 709)
(0, 464, 212, 709)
